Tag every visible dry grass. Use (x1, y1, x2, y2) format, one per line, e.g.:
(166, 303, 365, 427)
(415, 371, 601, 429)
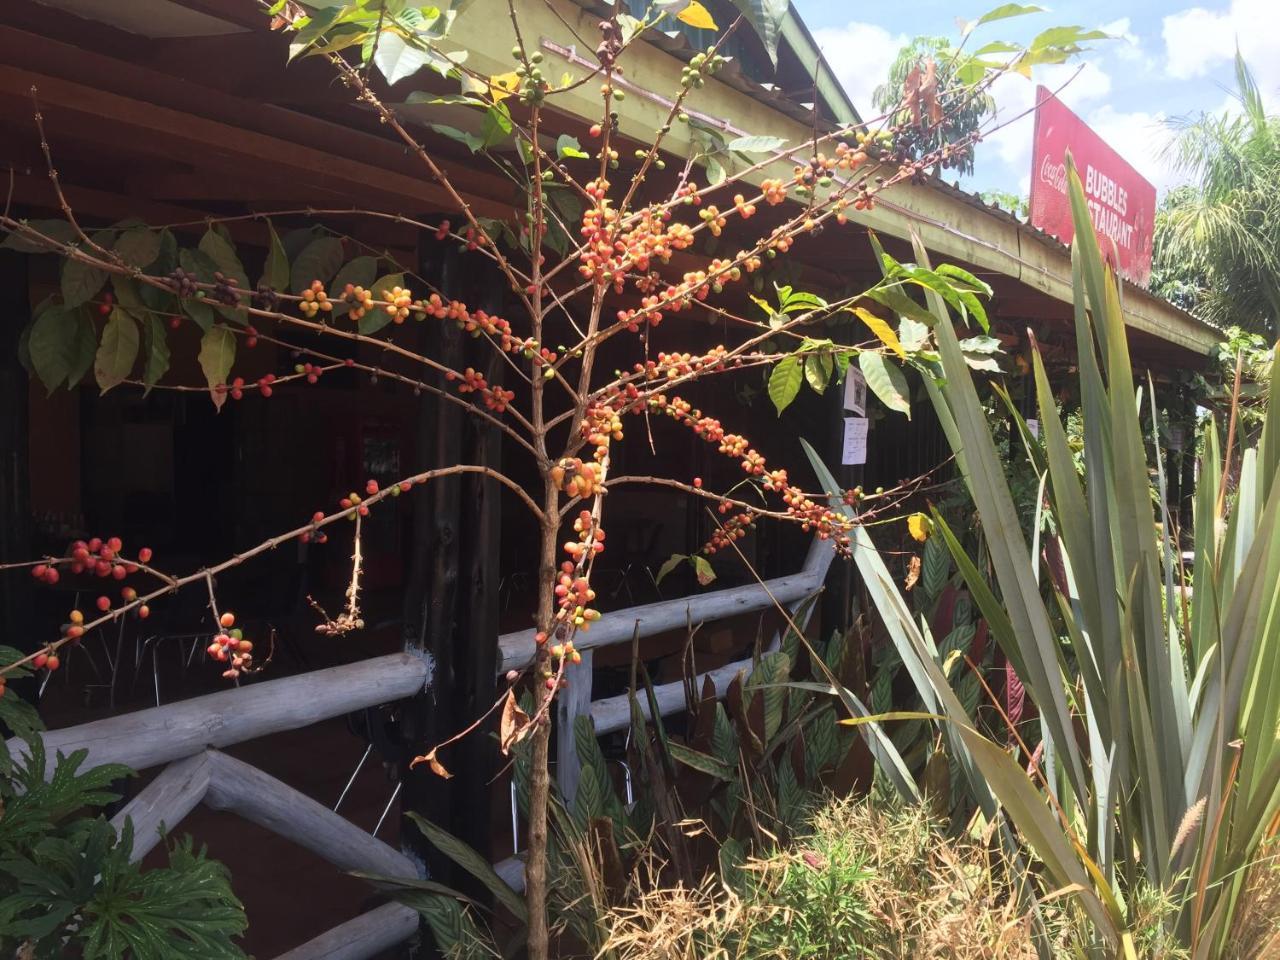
(1226, 840, 1280, 960)
(597, 795, 1047, 960)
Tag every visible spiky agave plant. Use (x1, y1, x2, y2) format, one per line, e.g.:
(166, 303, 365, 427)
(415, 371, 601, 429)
(807, 156, 1280, 957)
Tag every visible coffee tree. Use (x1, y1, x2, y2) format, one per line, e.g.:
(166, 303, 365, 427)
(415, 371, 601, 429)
(1, 1, 1099, 953)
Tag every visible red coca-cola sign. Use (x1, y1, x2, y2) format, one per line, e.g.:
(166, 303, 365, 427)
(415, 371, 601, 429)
(1028, 86, 1157, 286)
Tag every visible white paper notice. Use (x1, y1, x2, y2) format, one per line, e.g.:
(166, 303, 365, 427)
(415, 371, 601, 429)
(842, 417, 869, 465)
(843, 368, 867, 415)
(1026, 418, 1040, 439)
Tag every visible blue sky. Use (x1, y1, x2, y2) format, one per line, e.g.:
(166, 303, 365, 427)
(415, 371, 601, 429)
(795, 0, 1277, 200)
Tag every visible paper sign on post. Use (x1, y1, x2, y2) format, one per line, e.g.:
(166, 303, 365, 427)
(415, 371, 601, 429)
(843, 368, 867, 416)
(842, 417, 869, 465)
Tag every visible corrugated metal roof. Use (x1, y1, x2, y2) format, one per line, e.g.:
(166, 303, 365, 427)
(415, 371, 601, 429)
(924, 175, 1219, 339)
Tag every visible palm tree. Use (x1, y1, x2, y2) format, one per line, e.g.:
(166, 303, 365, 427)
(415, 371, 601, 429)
(872, 36, 996, 177)
(1157, 53, 1280, 334)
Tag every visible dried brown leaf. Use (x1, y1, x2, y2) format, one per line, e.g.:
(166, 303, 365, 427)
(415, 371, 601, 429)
(499, 688, 533, 755)
(905, 554, 922, 591)
(410, 747, 453, 780)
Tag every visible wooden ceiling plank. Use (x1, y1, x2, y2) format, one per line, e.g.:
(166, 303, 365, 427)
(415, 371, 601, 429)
(0, 65, 515, 220)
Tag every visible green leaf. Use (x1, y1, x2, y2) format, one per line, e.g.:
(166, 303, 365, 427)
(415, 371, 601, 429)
(1029, 25, 1109, 51)
(726, 134, 786, 154)
(427, 123, 484, 153)
(404, 92, 486, 107)
(776, 285, 828, 314)
(141, 230, 179, 312)
(183, 299, 215, 332)
(958, 335, 1002, 354)
(745, 651, 790, 743)
(143, 315, 171, 390)
(725, 0, 788, 63)
(935, 263, 993, 297)
(372, 32, 431, 84)
(198, 325, 236, 410)
(198, 228, 249, 290)
(898, 317, 931, 352)
(260, 223, 290, 291)
(556, 134, 589, 159)
(330, 255, 379, 317)
(804, 353, 831, 393)
(481, 103, 513, 149)
(865, 285, 937, 326)
(668, 741, 735, 781)
(28, 305, 80, 394)
(656, 553, 686, 584)
(1, 218, 77, 252)
(691, 554, 716, 586)
(290, 236, 345, 294)
(113, 227, 162, 268)
(94, 309, 139, 393)
(179, 246, 220, 283)
(859, 352, 911, 418)
(67, 310, 98, 388)
(406, 812, 529, 925)
(705, 154, 727, 187)
(61, 258, 107, 309)
(768, 355, 803, 414)
(963, 2, 1044, 35)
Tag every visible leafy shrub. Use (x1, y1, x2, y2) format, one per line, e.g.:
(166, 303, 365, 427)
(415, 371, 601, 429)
(0, 663, 247, 959)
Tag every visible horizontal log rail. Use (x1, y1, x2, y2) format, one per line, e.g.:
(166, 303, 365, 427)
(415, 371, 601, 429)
(109, 748, 420, 960)
(11, 535, 837, 960)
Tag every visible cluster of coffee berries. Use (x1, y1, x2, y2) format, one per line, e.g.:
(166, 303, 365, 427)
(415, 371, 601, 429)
(562, 508, 606, 563)
(642, 393, 857, 550)
(212, 271, 241, 307)
(385, 286, 413, 323)
(207, 611, 254, 678)
(511, 47, 549, 106)
(581, 404, 625, 462)
(294, 361, 324, 384)
(344, 284, 375, 321)
(549, 458, 600, 499)
(301, 511, 330, 545)
(339, 490, 371, 519)
(698, 204, 727, 237)
(704, 510, 756, 554)
(168, 267, 200, 297)
(252, 283, 280, 311)
(299, 280, 332, 318)
(679, 48, 728, 89)
(33, 648, 61, 672)
(32, 537, 153, 585)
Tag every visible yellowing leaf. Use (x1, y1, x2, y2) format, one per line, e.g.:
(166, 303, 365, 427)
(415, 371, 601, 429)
(908, 512, 933, 542)
(488, 72, 521, 103)
(677, 0, 719, 30)
(853, 306, 906, 359)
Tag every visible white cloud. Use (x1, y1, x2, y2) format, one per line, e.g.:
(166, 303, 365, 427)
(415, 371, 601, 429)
(1098, 17, 1144, 62)
(811, 20, 908, 119)
(1162, 0, 1280, 109)
(1081, 106, 1187, 195)
(980, 62, 1113, 188)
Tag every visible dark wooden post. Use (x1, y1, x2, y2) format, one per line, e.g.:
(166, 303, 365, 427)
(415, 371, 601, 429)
(450, 274, 502, 858)
(401, 238, 463, 883)
(0, 252, 36, 707)
(399, 238, 501, 901)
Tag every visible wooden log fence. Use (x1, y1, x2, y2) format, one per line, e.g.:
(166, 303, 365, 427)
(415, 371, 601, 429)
(8, 535, 835, 959)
